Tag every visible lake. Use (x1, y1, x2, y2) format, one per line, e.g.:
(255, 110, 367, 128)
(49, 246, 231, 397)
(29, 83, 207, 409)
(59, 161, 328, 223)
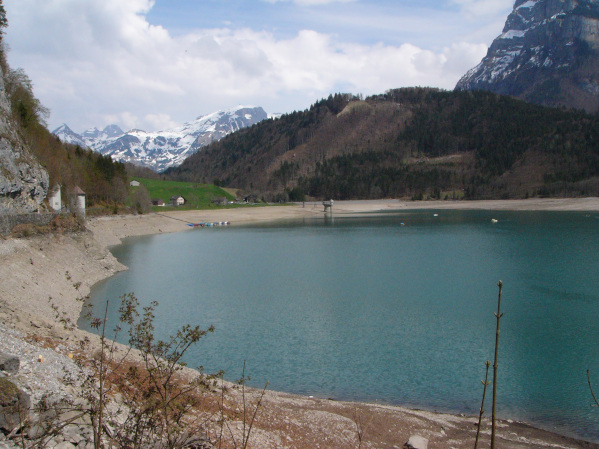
(84, 209, 599, 442)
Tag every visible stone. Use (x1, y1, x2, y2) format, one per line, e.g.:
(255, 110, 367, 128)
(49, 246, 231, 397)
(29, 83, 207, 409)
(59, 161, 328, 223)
(59, 409, 91, 427)
(54, 442, 76, 449)
(0, 377, 31, 432)
(27, 422, 46, 439)
(403, 435, 428, 449)
(63, 426, 85, 444)
(0, 352, 19, 375)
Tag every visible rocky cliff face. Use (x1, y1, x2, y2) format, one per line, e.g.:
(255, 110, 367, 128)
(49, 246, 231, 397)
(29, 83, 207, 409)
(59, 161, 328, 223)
(456, 0, 599, 112)
(0, 65, 48, 214)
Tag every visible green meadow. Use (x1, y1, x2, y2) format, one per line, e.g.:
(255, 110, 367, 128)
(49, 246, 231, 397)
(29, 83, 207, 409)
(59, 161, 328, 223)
(131, 178, 238, 210)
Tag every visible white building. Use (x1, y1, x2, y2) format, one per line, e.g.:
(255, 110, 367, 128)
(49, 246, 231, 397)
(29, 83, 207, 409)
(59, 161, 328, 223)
(170, 195, 185, 206)
(48, 185, 62, 212)
(71, 186, 86, 218)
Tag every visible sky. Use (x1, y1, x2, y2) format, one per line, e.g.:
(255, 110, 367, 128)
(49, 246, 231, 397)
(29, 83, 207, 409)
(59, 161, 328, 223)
(3, 0, 514, 133)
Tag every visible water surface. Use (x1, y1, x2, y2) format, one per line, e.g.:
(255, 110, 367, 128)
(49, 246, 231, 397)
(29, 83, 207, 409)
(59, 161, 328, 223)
(85, 209, 599, 442)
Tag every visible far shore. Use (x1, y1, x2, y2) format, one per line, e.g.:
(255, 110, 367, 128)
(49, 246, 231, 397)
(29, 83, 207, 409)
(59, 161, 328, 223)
(87, 197, 599, 247)
(2, 197, 599, 448)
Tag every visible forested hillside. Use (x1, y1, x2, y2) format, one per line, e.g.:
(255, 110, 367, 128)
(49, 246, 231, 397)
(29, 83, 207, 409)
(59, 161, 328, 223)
(167, 89, 599, 201)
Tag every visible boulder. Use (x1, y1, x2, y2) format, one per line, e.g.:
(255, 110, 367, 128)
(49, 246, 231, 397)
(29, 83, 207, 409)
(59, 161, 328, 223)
(53, 442, 76, 449)
(403, 435, 428, 449)
(0, 377, 31, 432)
(0, 352, 19, 375)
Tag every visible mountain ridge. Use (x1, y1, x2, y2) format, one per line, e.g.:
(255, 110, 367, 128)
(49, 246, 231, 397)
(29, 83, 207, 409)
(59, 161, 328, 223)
(53, 106, 269, 172)
(456, 0, 599, 112)
(167, 89, 599, 201)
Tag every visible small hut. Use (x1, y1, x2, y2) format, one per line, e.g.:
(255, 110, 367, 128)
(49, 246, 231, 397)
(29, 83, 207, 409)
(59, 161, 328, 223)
(169, 195, 185, 206)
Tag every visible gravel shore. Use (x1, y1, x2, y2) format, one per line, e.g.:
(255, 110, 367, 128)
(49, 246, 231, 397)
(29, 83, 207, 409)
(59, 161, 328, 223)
(2, 199, 599, 448)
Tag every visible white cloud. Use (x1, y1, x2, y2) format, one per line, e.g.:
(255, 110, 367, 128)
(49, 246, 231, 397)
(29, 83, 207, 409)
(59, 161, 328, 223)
(442, 42, 489, 76)
(450, 0, 513, 18)
(262, 0, 356, 4)
(3, 0, 492, 132)
(102, 112, 140, 131)
(144, 113, 179, 131)
(294, 0, 355, 4)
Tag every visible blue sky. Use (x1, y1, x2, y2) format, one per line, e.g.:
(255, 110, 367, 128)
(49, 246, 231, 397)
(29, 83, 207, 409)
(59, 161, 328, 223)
(3, 0, 513, 132)
(146, 1, 462, 47)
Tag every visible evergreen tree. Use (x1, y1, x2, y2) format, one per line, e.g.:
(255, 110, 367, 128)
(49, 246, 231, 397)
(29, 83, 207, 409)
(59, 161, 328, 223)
(0, 0, 8, 38)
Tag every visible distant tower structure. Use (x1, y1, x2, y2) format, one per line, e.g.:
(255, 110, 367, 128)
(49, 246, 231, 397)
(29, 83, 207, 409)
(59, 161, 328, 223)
(71, 185, 86, 219)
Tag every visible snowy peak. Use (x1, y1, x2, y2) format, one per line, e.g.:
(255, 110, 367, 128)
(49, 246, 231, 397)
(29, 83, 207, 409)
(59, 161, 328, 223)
(52, 106, 268, 172)
(456, 0, 599, 112)
(81, 125, 124, 141)
(101, 125, 125, 139)
(81, 127, 101, 140)
(53, 123, 87, 147)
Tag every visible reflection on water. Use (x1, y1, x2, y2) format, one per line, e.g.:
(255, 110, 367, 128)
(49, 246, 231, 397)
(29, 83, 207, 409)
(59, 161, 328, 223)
(85, 210, 599, 442)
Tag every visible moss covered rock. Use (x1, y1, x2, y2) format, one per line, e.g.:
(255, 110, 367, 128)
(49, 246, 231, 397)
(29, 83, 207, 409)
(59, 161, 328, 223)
(0, 377, 30, 432)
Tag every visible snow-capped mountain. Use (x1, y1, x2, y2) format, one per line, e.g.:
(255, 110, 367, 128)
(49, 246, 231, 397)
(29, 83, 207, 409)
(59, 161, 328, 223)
(53, 106, 269, 172)
(53, 123, 91, 148)
(456, 0, 599, 112)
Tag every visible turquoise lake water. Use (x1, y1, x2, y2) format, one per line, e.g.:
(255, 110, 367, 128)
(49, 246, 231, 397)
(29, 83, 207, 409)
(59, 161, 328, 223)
(85, 209, 599, 442)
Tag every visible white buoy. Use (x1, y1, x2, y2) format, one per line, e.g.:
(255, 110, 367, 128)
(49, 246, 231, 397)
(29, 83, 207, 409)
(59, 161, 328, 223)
(491, 219, 498, 223)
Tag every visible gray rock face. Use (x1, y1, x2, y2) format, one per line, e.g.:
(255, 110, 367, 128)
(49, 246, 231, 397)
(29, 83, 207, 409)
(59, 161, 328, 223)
(0, 64, 49, 214)
(0, 352, 19, 375)
(456, 0, 599, 112)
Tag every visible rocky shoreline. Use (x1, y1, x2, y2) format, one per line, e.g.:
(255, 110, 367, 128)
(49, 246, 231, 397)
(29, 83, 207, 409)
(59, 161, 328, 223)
(2, 201, 599, 448)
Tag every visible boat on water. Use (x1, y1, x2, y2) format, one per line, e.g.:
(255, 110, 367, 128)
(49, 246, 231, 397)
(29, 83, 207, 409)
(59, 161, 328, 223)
(187, 221, 231, 228)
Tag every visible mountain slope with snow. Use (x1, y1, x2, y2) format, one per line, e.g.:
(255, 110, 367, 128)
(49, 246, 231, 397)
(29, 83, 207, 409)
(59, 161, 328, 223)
(456, 0, 599, 112)
(53, 106, 268, 172)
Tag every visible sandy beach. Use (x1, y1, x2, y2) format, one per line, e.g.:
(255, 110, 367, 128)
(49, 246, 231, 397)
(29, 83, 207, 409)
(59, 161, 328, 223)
(3, 198, 599, 448)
